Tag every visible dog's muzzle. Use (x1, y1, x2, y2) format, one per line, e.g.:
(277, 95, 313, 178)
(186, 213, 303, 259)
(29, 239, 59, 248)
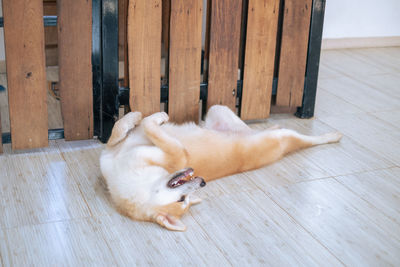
(167, 167, 206, 188)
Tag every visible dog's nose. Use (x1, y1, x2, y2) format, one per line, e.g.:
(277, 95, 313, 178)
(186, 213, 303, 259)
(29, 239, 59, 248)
(200, 179, 206, 187)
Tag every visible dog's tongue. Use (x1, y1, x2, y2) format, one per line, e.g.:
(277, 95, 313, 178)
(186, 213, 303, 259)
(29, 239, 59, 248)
(167, 168, 196, 188)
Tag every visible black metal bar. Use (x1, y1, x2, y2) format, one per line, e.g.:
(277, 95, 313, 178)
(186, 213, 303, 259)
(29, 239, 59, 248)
(98, 0, 119, 143)
(0, 16, 58, 27)
(296, 0, 326, 118)
(92, 0, 103, 138)
(237, 0, 249, 117)
(2, 129, 64, 144)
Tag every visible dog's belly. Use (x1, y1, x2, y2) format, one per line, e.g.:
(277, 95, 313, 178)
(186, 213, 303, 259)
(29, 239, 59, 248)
(179, 135, 247, 181)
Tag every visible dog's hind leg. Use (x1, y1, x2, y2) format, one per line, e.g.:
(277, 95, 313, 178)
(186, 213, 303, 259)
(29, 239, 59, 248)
(205, 105, 252, 133)
(107, 112, 142, 147)
(238, 129, 343, 172)
(142, 112, 188, 170)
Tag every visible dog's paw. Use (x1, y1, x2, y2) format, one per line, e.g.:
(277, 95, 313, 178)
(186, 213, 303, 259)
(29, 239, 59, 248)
(145, 112, 169, 125)
(324, 132, 343, 143)
(189, 195, 202, 205)
(124, 111, 142, 127)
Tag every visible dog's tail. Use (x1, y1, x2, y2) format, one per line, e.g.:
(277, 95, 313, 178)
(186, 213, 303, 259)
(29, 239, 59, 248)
(107, 112, 142, 148)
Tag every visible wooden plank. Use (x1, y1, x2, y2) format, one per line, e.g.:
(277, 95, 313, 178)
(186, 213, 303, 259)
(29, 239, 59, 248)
(336, 168, 400, 222)
(267, 179, 400, 266)
(203, 0, 211, 80)
(128, 0, 162, 117)
(276, 0, 312, 107)
(3, 0, 48, 149)
(207, 0, 242, 111)
(168, 0, 203, 123)
(240, 0, 280, 120)
(122, 0, 131, 114)
(57, 0, 93, 140)
(161, 0, 171, 52)
(161, 0, 170, 82)
(120, 0, 130, 97)
(44, 0, 58, 66)
(119, 0, 128, 62)
(193, 190, 342, 265)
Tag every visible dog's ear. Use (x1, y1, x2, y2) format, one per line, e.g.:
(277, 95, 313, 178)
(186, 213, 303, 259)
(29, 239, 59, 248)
(155, 213, 186, 231)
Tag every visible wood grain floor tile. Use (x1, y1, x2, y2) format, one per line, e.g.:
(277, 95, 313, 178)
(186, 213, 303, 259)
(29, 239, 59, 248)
(318, 62, 344, 79)
(0, 143, 90, 229)
(2, 218, 117, 266)
(341, 48, 400, 75)
(318, 76, 400, 113)
(346, 47, 400, 73)
(314, 88, 364, 119)
(371, 110, 400, 130)
(265, 179, 400, 266)
(319, 50, 388, 77)
(191, 190, 342, 266)
(355, 73, 400, 99)
(335, 167, 400, 225)
(320, 113, 400, 165)
(94, 213, 231, 266)
(0, 229, 8, 267)
(55, 140, 115, 217)
(195, 173, 259, 200)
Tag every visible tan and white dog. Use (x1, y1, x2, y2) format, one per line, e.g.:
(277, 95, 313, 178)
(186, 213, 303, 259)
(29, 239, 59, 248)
(100, 105, 342, 231)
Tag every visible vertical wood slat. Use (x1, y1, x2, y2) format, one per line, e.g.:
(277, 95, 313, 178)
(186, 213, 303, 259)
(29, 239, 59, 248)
(207, 0, 243, 112)
(240, 0, 280, 120)
(43, 1, 58, 66)
(276, 0, 312, 107)
(58, 0, 93, 140)
(203, 0, 211, 80)
(119, 0, 128, 62)
(3, 0, 48, 149)
(128, 0, 162, 117)
(161, 0, 171, 52)
(120, 0, 130, 97)
(168, 0, 203, 123)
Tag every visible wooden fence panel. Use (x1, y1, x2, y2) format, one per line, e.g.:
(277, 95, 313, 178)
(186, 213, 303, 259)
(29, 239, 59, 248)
(120, 0, 130, 98)
(240, 0, 280, 120)
(276, 0, 312, 107)
(207, 0, 242, 111)
(58, 0, 93, 140)
(168, 0, 203, 123)
(162, 0, 171, 53)
(3, 0, 48, 149)
(128, 0, 162, 117)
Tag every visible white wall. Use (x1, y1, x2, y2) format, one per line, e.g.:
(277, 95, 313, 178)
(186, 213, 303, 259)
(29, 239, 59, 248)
(323, 0, 400, 39)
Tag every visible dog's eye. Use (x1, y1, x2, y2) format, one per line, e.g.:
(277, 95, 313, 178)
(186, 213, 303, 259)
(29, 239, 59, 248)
(178, 195, 185, 202)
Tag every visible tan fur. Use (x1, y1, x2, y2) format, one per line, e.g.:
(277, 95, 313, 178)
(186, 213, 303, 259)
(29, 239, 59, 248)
(100, 105, 342, 231)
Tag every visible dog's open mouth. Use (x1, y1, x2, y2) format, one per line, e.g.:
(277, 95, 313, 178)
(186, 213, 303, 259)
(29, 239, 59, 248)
(167, 168, 203, 188)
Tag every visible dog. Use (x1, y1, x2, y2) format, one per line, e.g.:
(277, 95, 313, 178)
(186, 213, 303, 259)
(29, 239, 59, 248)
(100, 105, 342, 231)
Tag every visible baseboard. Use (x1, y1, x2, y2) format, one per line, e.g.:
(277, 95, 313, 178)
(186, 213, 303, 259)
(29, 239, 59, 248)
(322, 36, 400, 50)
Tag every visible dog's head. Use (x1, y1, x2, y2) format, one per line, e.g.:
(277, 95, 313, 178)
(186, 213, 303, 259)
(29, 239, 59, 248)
(151, 167, 206, 231)
(109, 166, 206, 231)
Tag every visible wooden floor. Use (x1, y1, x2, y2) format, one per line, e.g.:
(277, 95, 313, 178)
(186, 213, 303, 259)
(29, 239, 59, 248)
(1, 47, 400, 266)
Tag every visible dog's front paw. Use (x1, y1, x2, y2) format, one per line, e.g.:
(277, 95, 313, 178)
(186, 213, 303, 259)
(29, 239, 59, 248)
(124, 111, 142, 126)
(188, 195, 202, 205)
(145, 112, 169, 125)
